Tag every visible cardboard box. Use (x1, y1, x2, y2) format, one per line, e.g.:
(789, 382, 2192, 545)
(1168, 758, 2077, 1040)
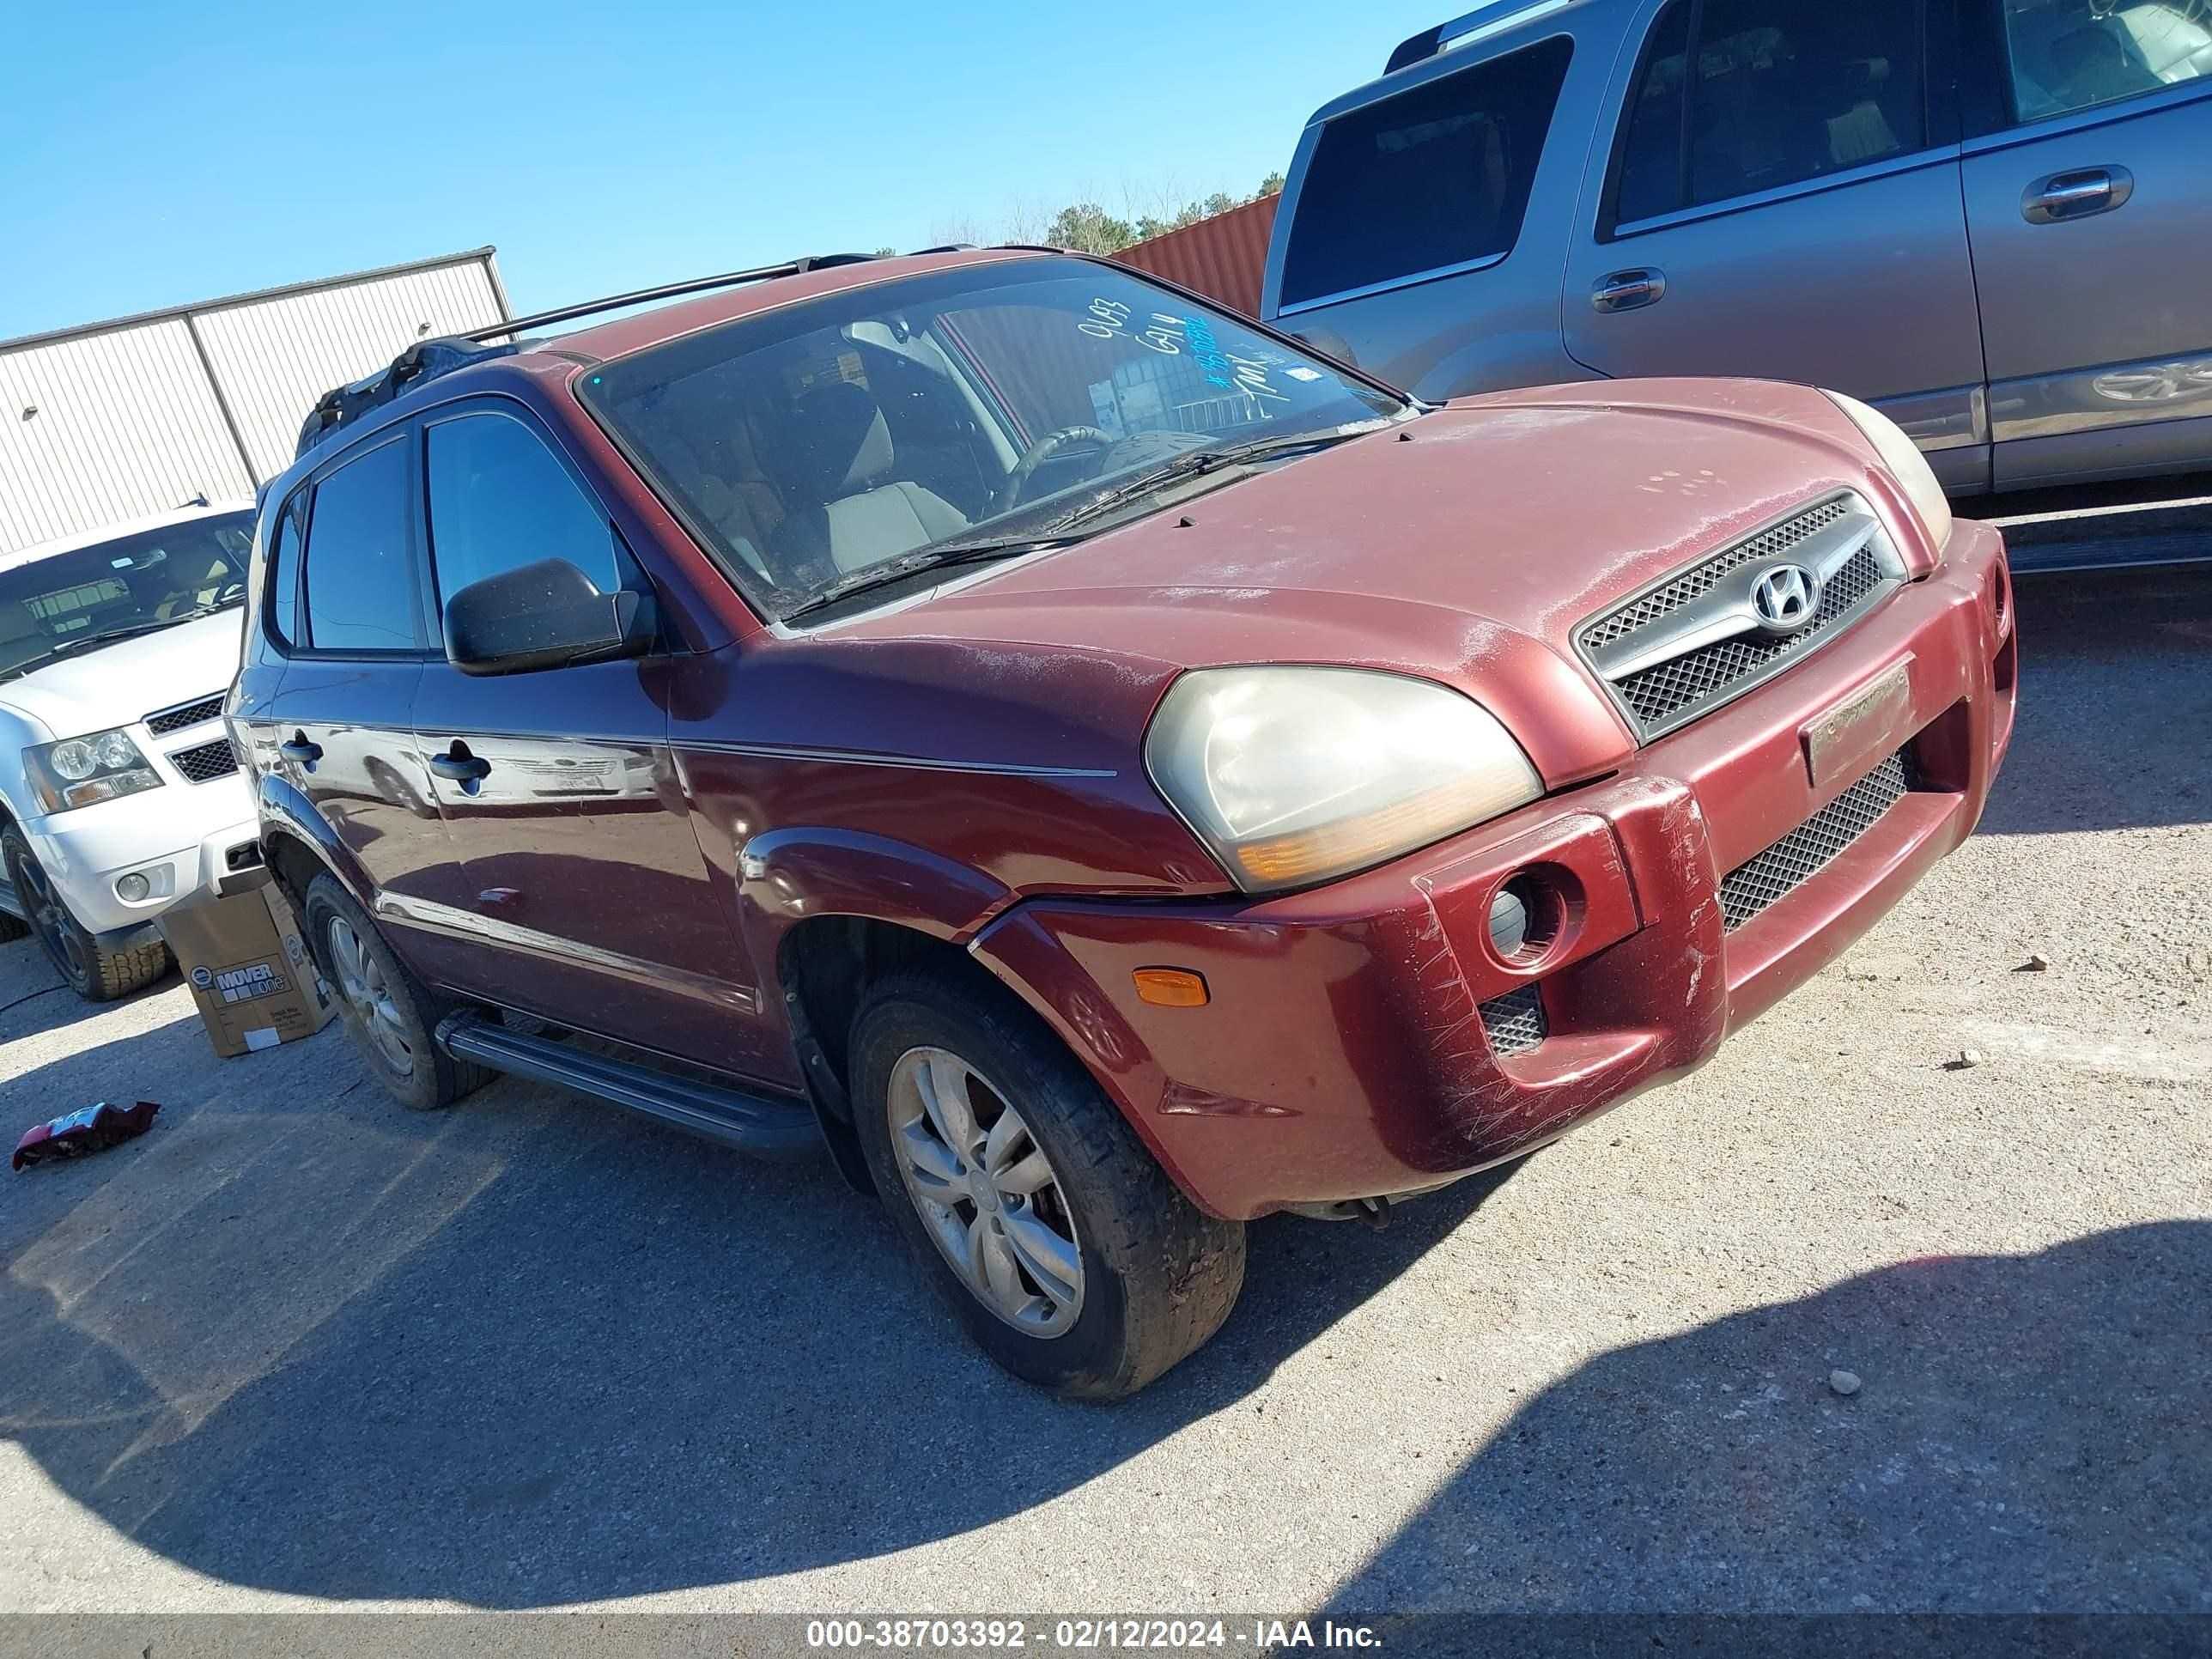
(159, 880, 336, 1057)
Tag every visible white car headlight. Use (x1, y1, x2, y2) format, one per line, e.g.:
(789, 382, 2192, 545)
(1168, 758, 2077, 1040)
(1144, 666, 1543, 893)
(1824, 391, 1954, 554)
(24, 728, 163, 814)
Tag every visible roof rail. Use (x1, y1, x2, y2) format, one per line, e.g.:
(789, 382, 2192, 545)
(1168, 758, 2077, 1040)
(293, 252, 885, 462)
(465, 252, 879, 342)
(1384, 0, 1573, 72)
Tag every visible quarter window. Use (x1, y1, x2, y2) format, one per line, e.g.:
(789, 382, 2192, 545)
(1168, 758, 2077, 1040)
(1611, 0, 1928, 227)
(266, 494, 304, 647)
(2001, 0, 2210, 121)
(299, 439, 422, 653)
(425, 412, 618, 604)
(1279, 35, 1574, 307)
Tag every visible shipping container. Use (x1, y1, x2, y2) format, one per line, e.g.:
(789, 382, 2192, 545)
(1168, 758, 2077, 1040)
(1110, 194, 1279, 320)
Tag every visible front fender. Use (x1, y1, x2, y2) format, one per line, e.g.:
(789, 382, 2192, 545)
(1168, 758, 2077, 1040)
(734, 825, 1016, 967)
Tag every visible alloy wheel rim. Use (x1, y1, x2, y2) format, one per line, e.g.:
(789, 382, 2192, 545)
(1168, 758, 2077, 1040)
(15, 850, 87, 986)
(887, 1045, 1084, 1335)
(325, 916, 415, 1077)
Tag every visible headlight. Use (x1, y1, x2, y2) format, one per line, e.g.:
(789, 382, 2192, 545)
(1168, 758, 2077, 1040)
(24, 728, 163, 814)
(1145, 666, 1543, 893)
(1824, 391, 1953, 553)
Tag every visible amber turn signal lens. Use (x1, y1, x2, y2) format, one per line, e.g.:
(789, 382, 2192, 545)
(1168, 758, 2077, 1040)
(1133, 968, 1209, 1008)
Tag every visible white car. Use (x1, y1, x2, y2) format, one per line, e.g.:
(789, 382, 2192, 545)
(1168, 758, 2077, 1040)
(0, 501, 264, 1000)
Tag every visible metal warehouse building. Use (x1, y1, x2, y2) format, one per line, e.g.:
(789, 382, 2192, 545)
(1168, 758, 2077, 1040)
(0, 247, 509, 554)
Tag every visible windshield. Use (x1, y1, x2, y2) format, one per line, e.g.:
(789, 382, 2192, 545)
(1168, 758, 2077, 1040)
(0, 511, 253, 683)
(577, 258, 1407, 619)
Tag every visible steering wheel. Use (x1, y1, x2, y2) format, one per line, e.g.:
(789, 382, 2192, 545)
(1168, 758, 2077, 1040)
(994, 425, 1114, 512)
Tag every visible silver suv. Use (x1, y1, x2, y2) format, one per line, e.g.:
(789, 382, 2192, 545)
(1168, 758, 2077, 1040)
(1262, 0, 2212, 503)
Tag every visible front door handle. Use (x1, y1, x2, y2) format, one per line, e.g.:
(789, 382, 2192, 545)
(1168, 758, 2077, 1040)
(428, 743, 491, 784)
(2022, 165, 2133, 224)
(1591, 267, 1667, 313)
(278, 732, 322, 767)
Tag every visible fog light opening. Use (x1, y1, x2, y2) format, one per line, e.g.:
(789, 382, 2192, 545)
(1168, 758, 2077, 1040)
(1487, 869, 1574, 969)
(114, 872, 152, 903)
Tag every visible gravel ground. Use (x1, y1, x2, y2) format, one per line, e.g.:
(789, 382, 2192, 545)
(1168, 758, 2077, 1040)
(0, 545, 2205, 1619)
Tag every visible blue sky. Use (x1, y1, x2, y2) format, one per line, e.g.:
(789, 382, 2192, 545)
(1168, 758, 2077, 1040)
(2, 0, 1447, 340)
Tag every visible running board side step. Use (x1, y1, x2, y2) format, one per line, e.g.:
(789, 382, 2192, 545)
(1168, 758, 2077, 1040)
(434, 1012, 820, 1156)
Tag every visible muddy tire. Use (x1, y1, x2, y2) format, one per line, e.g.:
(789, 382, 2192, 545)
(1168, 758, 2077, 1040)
(2, 828, 171, 1001)
(851, 969, 1245, 1400)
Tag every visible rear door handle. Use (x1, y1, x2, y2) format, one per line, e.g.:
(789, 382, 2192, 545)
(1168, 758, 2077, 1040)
(278, 733, 322, 767)
(1591, 268, 1667, 313)
(428, 743, 491, 784)
(2022, 166, 2133, 224)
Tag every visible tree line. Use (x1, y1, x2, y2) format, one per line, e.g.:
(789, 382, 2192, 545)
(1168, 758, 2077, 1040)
(892, 173, 1286, 260)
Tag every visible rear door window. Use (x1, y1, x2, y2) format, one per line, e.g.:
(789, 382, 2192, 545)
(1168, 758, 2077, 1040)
(2001, 0, 2211, 121)
(1280, 35, 1574, 307)
(1610, 0, 1929, 227)
(299, 437, 422, 654)
(423, 410, 618, 605)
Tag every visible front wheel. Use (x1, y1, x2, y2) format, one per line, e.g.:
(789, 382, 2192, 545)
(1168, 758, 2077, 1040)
(1, 829, 169, 1001)
(851, 970, 1245, 1400)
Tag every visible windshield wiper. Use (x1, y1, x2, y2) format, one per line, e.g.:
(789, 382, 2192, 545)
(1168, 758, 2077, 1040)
(782, 534, 1080, 622)
(1042, 426, 1376, 537)
(33, 605, 239, 663)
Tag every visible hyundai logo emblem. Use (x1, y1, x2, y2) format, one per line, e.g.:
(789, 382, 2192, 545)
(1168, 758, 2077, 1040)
(1751, 562, 1820, 633)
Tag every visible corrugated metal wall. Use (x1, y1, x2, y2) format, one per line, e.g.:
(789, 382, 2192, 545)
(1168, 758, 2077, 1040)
(0, 249, 507, 555)
(1110, 193, 1279, 319)
(0, 322, 255, 551)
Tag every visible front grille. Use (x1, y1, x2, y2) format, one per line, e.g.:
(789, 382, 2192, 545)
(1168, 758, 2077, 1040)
(145, 693, 226, 736)
(1578, 494, 1903, 741)
(1614, 544, 1887, 732)
(1583, 496, 1853, 653)
(168, 737, 241, 784)
(1479, 984, 1547, 1057)
(1719, 750, 1914, 932)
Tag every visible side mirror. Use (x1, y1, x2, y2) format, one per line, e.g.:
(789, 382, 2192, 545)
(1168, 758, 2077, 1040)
(444, 556, 655, 678)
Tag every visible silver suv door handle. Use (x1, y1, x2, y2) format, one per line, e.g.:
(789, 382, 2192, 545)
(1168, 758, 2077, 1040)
(1591, 268, 1667, 313)
(2022, 166, 2134, 224)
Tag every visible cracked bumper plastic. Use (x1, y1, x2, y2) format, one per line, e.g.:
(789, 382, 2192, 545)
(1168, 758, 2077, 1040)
(971, 521, 2016, 1221)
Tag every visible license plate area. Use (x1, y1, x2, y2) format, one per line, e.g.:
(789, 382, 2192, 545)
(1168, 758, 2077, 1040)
(1802, 657, 1914, 791)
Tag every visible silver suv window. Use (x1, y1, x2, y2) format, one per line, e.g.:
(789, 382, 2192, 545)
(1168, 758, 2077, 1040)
(1279, 35, 1574, 307)
(2002, 0, 2212, 120)
(1611, 0, 1928, 227)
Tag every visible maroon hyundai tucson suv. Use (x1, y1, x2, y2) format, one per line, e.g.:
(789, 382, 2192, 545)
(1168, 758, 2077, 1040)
(230, 248, 2016, 1398)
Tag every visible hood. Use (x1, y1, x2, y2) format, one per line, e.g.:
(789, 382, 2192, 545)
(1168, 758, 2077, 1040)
(827, 380, 1911, 785)
(0, 607, 245, 742)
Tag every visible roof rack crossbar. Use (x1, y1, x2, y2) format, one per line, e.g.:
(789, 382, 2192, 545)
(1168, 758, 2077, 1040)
(293, 252, 888, 463)
(465, 252, 879, 343)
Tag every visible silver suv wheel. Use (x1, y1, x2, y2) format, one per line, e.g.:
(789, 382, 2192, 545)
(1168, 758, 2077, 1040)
(886, 1045, 1084, 1335)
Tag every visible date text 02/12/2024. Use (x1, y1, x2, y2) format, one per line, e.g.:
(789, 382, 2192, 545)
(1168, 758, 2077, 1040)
(803, 1617, 1383, 1650)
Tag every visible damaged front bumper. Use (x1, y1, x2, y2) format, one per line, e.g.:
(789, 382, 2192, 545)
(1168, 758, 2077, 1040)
(971, 521, 2017, 1221)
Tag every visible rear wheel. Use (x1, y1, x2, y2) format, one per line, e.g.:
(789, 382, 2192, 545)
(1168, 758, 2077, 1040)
(1, 829, 170, 1001)
(851, 969, 1245, 1400)
(302, 872, 489, 1109)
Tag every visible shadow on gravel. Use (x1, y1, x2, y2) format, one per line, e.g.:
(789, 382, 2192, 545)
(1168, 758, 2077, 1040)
(1976, 564, 2212, 836)
(0, 1003, 1518, 1607)
(1326, 1220, 2211, 1613)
